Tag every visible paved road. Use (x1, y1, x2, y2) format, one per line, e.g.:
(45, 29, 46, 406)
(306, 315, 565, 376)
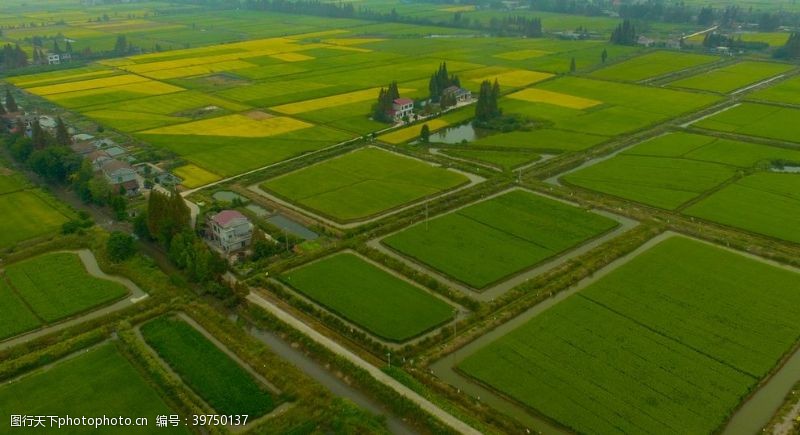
(246, 292, 481, 435)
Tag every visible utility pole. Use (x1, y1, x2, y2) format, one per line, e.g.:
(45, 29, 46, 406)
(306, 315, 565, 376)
(387, 352, 391, 368)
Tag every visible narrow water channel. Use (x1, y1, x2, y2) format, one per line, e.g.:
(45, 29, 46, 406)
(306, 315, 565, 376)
(246, 326, 417, 435)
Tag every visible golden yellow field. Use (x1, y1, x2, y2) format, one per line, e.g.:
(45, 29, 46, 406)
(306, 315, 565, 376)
(45, 81, 184, 102)
(508, 88, 602, 109)
(9, 68, 119, 88)
(472, 70, 554, 88)
(494, 49, 551, 61)
(440, 5, 476, 12)
(142, 114, 313, 138)
(272, 87, 414, 115)
(173, 164, 221, 188)
(381, 119, 449, 144)
(27, 74, 149, 96)
(143, 60, 257, 80)
(270, 52, 315, 62)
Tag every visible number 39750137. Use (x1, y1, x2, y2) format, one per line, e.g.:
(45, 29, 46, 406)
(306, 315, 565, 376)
(191, 415, 248, 426)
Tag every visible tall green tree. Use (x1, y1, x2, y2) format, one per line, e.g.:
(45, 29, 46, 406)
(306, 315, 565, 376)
(570, 57, 577, 72)
(610, 19, 637, 45)
(601, 48, 608, 63)
(420, 124, 430, 143)
(31, 119, 50, 149)
(475, 79, 501, 122)
(5, 89, 18, 113)
(55, 116, 70, 146)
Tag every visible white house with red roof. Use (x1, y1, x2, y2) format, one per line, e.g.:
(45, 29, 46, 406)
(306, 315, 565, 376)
(207, 210, 254, 253)
(390, 98, 414, 121)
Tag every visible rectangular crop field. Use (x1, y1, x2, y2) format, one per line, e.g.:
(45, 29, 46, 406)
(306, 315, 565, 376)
(383, 190, 617, 289)
(260, 147, 469, 222)
(0, 344, 186, 434)
(589, 50, 718, 82)
(749, 75, 800, 105)
(685, 173, 800, 244)
(280, 252, 454, 341)
(669, 61, 794, 93)
(562, 132, 800, 209)
(459, 236, 800, 435)
(0, 189, 73, 249)
(694, 103, 800, 144)
(3, 252, 128, 323)
(141, 316, 276, 416)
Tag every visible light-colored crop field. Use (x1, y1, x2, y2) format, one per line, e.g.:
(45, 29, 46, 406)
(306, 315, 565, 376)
(685, 173, 800, 243)
(272, 87, 413, 115)
(142, 114, 313, 137)
(3, 252, 128, 324)
(459, 236, 800, 435)
(26, 74, 150, 96)
(281, 252, 454, 341)
(260, 147, 468, 222)
(589, 50, 718, 82)
(173, 164, 222, 188)
(694, 103, 800, 144)
(141, 317, 276, 416)
(0, 344, 187, 434)
(381, 119, 450, 144)
(493, 49, 550, 60)
(507, 88, 602, 109)
(469, 69, 553, 87)
(0, 189, 73, 249)
(563, 132, 800, 209)
(669, 61, 794, 93)
(383, 190, 617, 289)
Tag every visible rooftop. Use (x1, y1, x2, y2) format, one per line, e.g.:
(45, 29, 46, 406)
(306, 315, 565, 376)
(212, 210, 248, 227)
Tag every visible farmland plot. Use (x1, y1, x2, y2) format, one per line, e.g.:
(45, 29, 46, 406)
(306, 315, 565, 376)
(383, 190, 617, 289)
(669, 61, 794, 93)
(281, 253, 454, 341)
(459, 236, 800, 435)
(260, 147, 469, 222)
(589, 50, 718, 82)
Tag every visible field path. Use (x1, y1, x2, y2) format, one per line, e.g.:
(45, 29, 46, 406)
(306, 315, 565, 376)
(0, 250, 149, 351)
(246, 291, 482, 435)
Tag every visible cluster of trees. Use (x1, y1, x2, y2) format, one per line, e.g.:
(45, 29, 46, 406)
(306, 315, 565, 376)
(1, 44, 28, 71)
(372, 81, 401, 123)
(486, 16, 543, 37)
(474, 79, 501, 122)
(139, 190, 227, 284)
(775, 32, 800, 59)
(428, 62, 460, 107)
(610, 19, 637, 45)
(529, 0, 608, 16)
(113, 35, 138, 55)
(2, 101, 129, 219)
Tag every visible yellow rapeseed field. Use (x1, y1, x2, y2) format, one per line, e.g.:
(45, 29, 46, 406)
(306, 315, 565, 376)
(9, 68, 119, 88)
(27, 74, 148, 96)
(173, 164, 221, 188)
(270, 52, 315, 62)
(142, 114, 313, 138)
(508, 88, 603, 109)
(381, 119, 449, 145)
(440, 5, 476, 12)
(272, 87, 414, 115)
(472, 69, 553, 87)
(143, 60, 256, 80)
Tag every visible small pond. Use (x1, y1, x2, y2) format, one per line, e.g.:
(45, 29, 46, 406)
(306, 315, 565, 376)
(423, 122, 494, 144)
(212, 190, 246, 203)
(267, 214, 319, 241)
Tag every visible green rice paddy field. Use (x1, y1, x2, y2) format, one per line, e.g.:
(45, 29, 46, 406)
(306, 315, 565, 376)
(562, 132, 800, 210)
(383, 189, 617, 289)
(440, 148, 541, 170)
(589, 50, 718, 82)
(749, 75, 800, 105)
(0, 343, 187, 434)
(694, 102, 800, 144)
(459, 236, 800, 435)
(260, 147, 468, 222)
(280, 252, 454, 341)
(141, 316, 276, 416)
(0, 252, 128, 339)
(0, 168, 73, 249)
(669, 61, 794, 94)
